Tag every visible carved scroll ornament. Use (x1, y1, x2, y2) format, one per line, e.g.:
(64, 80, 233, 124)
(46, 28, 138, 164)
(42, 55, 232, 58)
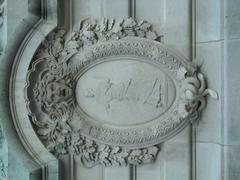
(25, 18, 217, 167)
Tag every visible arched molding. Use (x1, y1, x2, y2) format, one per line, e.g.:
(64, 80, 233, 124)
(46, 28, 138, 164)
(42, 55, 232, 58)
(0, 0, 59, 179)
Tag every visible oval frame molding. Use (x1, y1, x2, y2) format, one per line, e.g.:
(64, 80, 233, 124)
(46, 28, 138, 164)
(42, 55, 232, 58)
(18, 18, 218, 167)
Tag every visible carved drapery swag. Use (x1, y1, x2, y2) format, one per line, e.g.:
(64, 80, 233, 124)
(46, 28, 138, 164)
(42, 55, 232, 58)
(25, 18, 217, 167)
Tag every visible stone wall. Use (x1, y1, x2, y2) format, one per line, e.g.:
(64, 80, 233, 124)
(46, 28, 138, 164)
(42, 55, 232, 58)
(0, 0, 240, 180)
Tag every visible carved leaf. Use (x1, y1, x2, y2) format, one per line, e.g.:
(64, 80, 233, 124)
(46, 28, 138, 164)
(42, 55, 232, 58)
(37, 128, 52, 136)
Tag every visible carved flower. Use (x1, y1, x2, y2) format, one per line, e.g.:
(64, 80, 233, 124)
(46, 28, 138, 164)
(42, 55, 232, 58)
(130, 149, 142, 156)
(123, 18, 137, 28)
(64, 40, 82, 54)
(98, 151, 111, 166)
(128, 149, 143, 165)
(63, 32, 83, 56)
(49, 111, 61, 121)
(80, 19, 97, 31)
(111, 151, 129, 166)
(56, 134, 66, 144)
(71, 133, 82, 144)
(140, 146, 159, 163)
(148, 146, 159, 156)
(138, 21, 151, 31)
(82, 139, 96, 154)
(51, 37, 64, 57)
(68, 133, 84, 155)
(84, 139, 94, 148)
(55, 143, 68, 156)
(81, 30, 97, 45)
(46, 139, 67, 156)
(81, 151, 91, 160)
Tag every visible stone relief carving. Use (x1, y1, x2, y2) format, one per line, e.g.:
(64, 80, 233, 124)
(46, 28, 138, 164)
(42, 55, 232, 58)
(25, 18, 217, 167)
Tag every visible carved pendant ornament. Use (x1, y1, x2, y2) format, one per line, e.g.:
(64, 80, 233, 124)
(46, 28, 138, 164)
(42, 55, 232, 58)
(25, 18, 217, 167)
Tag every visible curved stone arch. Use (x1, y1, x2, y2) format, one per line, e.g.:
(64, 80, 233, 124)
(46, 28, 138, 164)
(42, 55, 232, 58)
(0, 0, 59, 180)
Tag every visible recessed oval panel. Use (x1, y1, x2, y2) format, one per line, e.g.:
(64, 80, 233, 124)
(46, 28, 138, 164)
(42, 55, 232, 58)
(75, 58, 176, 126)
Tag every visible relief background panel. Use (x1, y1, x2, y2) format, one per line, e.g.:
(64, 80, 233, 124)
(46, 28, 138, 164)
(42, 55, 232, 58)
(69, 1, 104, 180)
(135, 0, 192, 179)
(72, 1, 131, 180)
(100, 1, 131, 180)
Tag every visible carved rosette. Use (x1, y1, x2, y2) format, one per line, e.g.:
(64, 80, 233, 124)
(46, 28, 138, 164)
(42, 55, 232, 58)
(25, 18, 217, 167)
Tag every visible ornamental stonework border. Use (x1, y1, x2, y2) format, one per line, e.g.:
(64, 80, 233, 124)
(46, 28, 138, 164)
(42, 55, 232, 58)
(25, 18, 218, 167)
